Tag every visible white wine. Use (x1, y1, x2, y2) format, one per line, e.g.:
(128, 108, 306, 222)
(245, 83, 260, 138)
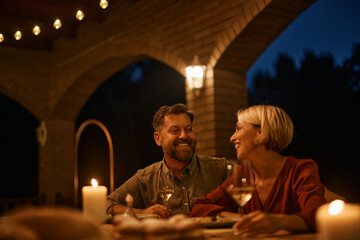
(227, 186, 255, 207)
(159, 188, 174, 202)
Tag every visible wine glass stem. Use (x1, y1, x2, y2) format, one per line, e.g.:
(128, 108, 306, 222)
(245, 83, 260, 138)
(238, 206, 244, 216)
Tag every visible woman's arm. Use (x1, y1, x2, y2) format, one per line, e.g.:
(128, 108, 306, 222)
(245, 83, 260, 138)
(190, 184, 238, 217)
(232, 210, 310, 237)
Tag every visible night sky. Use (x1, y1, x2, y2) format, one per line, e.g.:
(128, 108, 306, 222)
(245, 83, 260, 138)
(247, 0, 360, 91)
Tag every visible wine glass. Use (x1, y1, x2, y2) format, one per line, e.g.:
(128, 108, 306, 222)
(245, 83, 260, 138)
(226, 161, 255, 215)
(158, 170, 175, 208)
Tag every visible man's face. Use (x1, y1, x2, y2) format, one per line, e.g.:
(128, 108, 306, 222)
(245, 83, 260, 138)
(154, 113, 196, 163)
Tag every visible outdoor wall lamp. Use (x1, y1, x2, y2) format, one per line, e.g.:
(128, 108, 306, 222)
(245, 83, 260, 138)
(36, 120, 47, 147)
(185, 55, 206, 95)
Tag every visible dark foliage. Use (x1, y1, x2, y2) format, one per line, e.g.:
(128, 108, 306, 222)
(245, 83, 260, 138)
(249, 44, 360, 202)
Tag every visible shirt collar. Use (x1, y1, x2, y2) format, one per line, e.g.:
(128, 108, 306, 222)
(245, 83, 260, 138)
(182, 154, 198, 177)
(161, 154, 198, 177)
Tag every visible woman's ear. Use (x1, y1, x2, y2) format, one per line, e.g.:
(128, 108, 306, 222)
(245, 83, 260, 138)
(254, 127, 264, 145)
(154, 132, 162, 146)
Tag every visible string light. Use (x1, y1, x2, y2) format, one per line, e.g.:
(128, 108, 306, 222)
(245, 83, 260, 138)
(76, 10, 84, 20)
(99, 0, 108, 9)
(1, 2, 110, 44)
(14, 31, 22, 40)
(53, 19, 62, 29)
(33, 26, 41, 35)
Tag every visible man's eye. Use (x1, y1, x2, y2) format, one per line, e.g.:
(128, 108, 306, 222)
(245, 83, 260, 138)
(185, 128, 193, 132)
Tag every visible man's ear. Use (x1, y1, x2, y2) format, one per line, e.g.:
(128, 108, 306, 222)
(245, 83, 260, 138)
(154, 132, 162, 146)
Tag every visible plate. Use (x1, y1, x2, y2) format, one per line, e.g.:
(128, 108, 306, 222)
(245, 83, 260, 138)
(191, 217, 239, 228)
(135, 213, 159, 219)
(112, 213, 159, 221)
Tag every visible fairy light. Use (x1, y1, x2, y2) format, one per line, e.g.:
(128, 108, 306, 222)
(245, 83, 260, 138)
(76, 10, 84, 20)
(53, 19, 62, 29)
(33, 26, 41, 35)
(1, 2, 111, 46)
(99, 0, 108, 9)
(14, 31, 22, 40)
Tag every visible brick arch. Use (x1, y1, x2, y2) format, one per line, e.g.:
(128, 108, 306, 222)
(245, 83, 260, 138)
(192, 0, 315, 157)
(211, 0, 315, 73)
(50, 45, 187, 120)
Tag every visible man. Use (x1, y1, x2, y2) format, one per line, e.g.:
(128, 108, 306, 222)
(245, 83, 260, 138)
(107, 103, 236, 218)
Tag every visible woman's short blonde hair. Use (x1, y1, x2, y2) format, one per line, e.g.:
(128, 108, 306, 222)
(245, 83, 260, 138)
(237, 105, 294, 152)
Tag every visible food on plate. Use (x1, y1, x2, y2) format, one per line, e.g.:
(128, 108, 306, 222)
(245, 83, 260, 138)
(111, 214, 204, 239)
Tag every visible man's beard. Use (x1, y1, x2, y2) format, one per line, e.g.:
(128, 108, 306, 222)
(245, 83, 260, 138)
(165, 139, 196, 162)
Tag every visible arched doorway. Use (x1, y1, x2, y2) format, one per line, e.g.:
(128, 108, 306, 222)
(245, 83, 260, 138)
(0, 94, 39, 212)
(75, 58, 186, 194)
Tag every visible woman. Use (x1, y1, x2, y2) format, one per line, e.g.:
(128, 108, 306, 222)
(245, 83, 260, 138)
(190, 105, 326, 236)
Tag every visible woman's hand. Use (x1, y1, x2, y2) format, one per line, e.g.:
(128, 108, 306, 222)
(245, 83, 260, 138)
(232, 210, 309, 237)
(232, 211, 282, 237)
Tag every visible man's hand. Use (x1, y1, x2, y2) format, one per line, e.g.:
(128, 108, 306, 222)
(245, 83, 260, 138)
(141, 204, 172, 218)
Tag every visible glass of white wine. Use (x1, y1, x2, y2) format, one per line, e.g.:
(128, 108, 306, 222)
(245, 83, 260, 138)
(158, 170, 175, 208)
(226, 161, 255, 215)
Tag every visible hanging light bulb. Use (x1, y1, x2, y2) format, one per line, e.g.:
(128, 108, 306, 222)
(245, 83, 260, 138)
(99, 0, 108, 9)
(53, 19, 62, 29)
(33, 25, 41, 35)
(14, 31, 22, 40)
(76, 10, 84, 20)
(0, 33, 4, 43)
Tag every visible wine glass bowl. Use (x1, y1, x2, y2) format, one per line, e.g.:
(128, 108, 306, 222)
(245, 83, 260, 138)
(226, 161, 255, 215)
(158, 170, 175, 208)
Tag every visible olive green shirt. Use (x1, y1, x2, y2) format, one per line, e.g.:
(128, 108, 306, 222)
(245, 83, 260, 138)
(107, 154, 238, 215)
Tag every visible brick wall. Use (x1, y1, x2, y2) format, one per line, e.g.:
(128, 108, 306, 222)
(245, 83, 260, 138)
(0, 0, 316, 203)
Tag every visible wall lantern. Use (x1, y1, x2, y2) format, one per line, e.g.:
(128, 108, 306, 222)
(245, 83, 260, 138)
(185, 55, 206, 95)
(36, 120, 47, 147)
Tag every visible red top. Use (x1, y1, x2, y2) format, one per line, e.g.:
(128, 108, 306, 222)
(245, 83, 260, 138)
(190, 156, 326, 231)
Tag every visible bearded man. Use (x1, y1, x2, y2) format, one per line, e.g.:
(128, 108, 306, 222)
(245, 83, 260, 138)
(107, 103, 236, 217)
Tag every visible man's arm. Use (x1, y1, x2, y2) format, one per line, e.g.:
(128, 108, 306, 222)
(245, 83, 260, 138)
(106, 172, 171, 218)
(108, 203, 171, 218)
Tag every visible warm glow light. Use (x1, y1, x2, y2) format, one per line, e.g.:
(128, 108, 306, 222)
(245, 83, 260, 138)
(99, 0, 108, 9)
(185, 65, 205, 88)
(76, 10, 84, 20)
(91, 178, 98, 187)
(14, 31, 22, 40)
(0, 33, 4, 43)
(329, 199, 345, 215)
(53, 19, 62, 29)
(33, 25, 41, 35)
(185, 55, 206, 90)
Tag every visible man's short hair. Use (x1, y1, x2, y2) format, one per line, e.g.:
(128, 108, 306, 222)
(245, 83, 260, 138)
(152, 103, 194, 131)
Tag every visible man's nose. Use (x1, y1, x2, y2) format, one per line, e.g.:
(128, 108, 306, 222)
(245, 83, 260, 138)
(178, 129, 187, 139)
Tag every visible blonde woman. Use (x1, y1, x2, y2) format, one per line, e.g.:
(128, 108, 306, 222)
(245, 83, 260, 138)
(191, 105, 327, 236)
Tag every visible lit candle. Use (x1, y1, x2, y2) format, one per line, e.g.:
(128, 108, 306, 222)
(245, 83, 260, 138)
(82, 178, 107, 223)
(316, 200, 360, 240)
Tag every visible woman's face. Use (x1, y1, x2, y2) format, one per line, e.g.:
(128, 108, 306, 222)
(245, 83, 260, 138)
(230, 120, 260, 160)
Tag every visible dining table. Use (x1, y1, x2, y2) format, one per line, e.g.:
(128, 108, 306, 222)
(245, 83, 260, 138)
(202, 227, 317, 240)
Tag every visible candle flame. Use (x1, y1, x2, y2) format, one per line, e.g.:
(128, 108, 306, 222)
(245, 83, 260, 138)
(91, 178, 98, 187)
(328, 199, 344, 215)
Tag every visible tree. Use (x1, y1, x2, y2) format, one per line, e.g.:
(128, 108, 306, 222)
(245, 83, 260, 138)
(249, 43, 360, 201)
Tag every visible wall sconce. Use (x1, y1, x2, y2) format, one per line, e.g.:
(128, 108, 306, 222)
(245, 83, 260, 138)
(36, 120, 47, 147)
(185, 55, 206, 96)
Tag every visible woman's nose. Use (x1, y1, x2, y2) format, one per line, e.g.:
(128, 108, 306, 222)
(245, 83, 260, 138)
(230, 132, 236, 143)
